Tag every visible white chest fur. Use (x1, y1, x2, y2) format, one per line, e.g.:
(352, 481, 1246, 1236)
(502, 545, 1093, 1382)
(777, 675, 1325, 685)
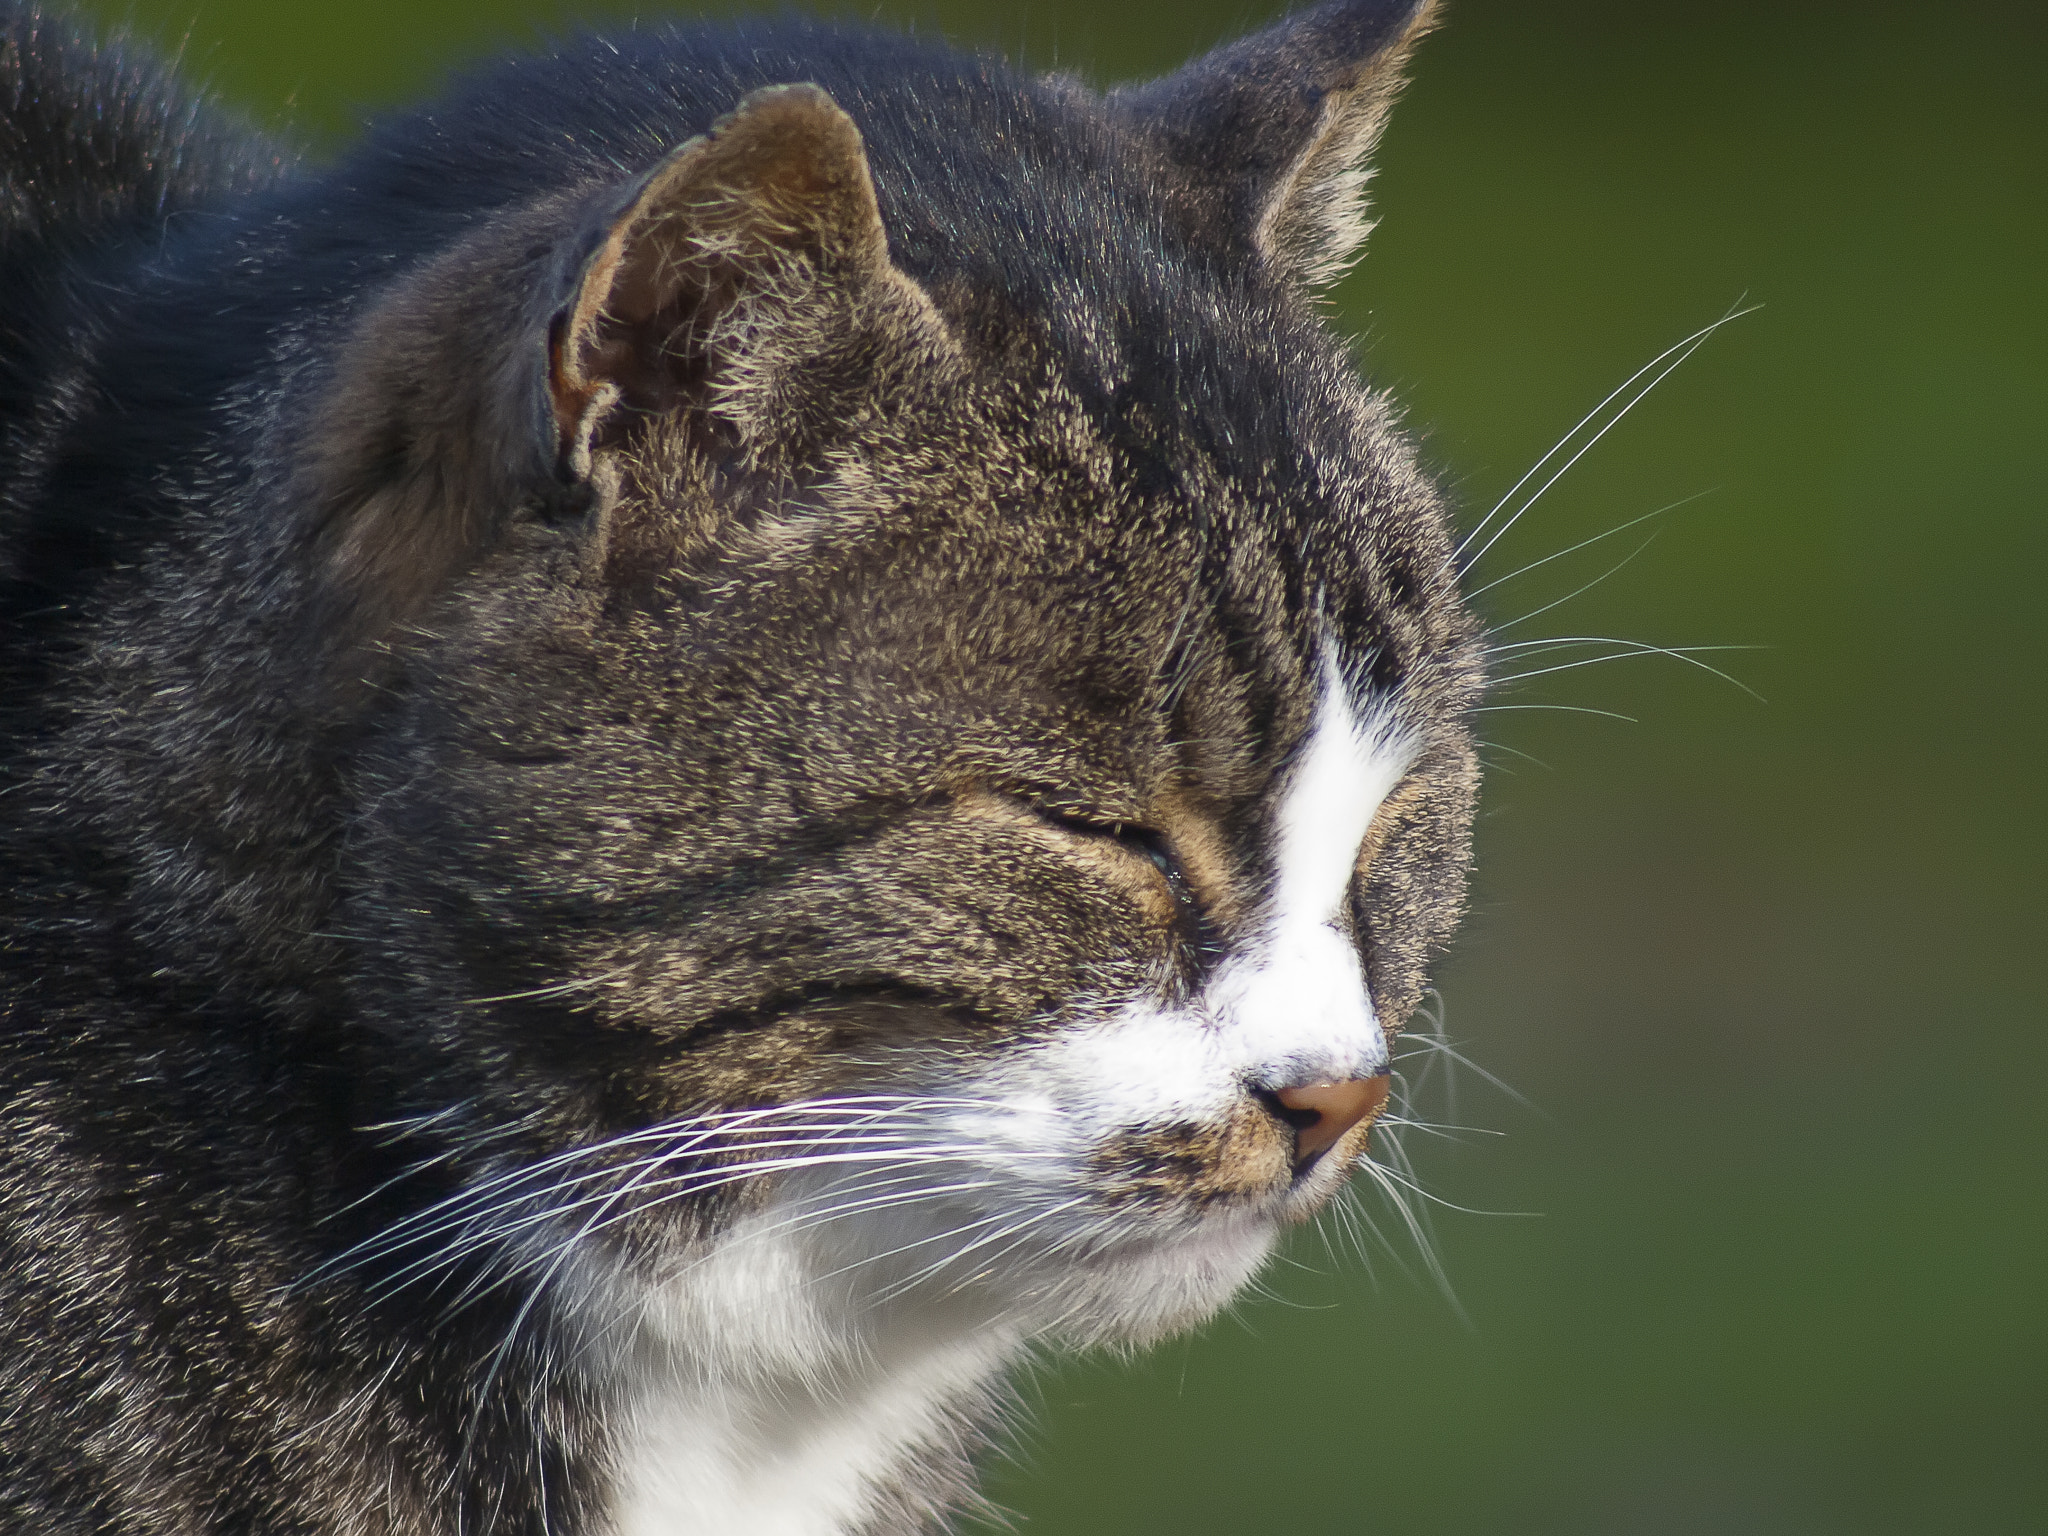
(585, 1218, 1022, 1536)
(607, 1339, 1006, 1536)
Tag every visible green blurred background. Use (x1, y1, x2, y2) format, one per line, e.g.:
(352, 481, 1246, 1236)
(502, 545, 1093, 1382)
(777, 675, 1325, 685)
(78, 0, 2045, 1529)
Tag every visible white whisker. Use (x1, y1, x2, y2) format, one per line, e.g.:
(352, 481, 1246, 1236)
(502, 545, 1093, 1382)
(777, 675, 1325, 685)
(455, 965, 636, 1006)
(873, 1196, 1098, 1302)
(361, 1142, 1052, 1300)
(310, 1094, 1018, 1282)
(1489, 639, 1764, 698)
(1450, 302, 1758, 576)
(1471, 702, 1638, 721)
(1353, 1156, 1467, 1323)
(1466, 489, 1714, 602)
(1485, 531, 1664, 636)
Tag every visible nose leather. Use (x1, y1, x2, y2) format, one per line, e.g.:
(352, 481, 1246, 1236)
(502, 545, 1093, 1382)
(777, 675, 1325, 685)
(1274, 1076, 1390, 1164)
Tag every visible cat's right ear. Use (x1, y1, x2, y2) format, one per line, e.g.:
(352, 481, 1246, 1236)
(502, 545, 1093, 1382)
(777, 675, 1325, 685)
(545, 82, 902, 478)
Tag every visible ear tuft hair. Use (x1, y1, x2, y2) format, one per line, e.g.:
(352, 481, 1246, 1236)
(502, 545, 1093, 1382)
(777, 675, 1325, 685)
(550, 83, 889, 469)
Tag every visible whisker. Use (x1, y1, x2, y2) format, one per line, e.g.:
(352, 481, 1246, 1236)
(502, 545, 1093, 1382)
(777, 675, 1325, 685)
(1323, 1181, 1412, 1290)
(559, 1158, 1037, 1261)
(1360, 1158, 1537, 1222)
(455, 965, 635, 1006)
(1471, 702, 1638, 722)
(1353, 1156, 1467, 1324)
(1465, 489, 1714, 601)
(319, 1131, 902, 1285)
(609, 1176, 1014, 1286)
(877, 1197, 1100, 1304)
(896, 1196, 1097, 1296)
(821, 1206, 1033, 1298)
(1451, 302, 1757, 576)
(457, 1123, 688, 1477)
(1460, 340, 1703, 578)
(1484, 531, 1663, 636)
(338, 1119, 949, 1239)
(1373, 1113, 1506, 1142)
(1489, 640, 1764, 699)
(311, 1095, 1014, 1281)
(360, 1144, 1047, 1299)
(1391, 1038, 1534, 1113)
(571, 1176, 1051, 1363)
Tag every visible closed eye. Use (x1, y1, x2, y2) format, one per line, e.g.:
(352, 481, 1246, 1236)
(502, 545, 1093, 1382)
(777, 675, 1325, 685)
(1026, 802, 1201, 921)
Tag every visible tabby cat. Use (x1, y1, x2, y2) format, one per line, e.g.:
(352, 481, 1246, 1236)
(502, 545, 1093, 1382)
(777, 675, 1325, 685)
(0, 0, 1482, 1530)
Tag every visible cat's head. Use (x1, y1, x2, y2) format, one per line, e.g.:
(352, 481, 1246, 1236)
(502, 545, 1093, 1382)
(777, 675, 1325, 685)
(310, 0, 1477, 1343)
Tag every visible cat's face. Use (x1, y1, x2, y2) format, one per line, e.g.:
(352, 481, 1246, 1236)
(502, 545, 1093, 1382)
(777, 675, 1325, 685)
(323, 11, 1475, 1346)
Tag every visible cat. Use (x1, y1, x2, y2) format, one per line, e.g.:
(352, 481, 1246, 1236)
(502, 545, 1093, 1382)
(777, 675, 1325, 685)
(0, 0, 1483, 1530)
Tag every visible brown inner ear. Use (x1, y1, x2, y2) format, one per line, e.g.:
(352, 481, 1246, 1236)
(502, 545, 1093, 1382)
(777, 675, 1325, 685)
(548, 82, 892, 466)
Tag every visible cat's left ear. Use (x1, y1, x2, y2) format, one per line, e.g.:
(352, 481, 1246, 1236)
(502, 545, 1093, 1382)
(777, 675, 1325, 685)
(1108, 0, 1438, 289)
(546, 82, 904, 475)
(306, 84, 932, 674)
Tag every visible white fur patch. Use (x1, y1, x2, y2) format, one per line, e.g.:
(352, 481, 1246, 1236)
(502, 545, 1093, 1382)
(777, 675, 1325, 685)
(1203, 649, 1412, 1086)
(604, 1248, 1009, 1536)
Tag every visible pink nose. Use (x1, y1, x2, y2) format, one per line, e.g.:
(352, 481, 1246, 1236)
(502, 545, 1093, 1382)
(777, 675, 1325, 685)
(1274, 1076, 1391, 1164)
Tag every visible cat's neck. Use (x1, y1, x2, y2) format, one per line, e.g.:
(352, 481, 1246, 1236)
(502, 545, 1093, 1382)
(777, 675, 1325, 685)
(569, 1214, 1022, 1536)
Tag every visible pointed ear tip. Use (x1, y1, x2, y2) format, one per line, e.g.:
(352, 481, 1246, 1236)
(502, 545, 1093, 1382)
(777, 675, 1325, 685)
(1322, 0, 1440, 32)
(1395, 0, 1444, 48)
(723, 81, 861, 141)
(1257, 0, 1443, 62)
(1301, 0, 1443, 67)
(1124, 0, 1441, 107)
(735, 81, 838, 111)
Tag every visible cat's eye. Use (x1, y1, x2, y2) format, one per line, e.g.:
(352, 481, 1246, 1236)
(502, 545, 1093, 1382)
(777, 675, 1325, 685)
(1027, 802, 1198, 914)
(1027, 801, 1149, 847)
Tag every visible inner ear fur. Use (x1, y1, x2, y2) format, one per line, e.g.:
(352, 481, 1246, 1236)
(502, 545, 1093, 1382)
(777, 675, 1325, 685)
(1108, 0, 1438, 289)
(550, 82, 895, 473)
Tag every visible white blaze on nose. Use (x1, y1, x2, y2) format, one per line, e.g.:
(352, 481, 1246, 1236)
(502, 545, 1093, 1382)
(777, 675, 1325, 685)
(1271, 654, 1411, 926)
(987, 651, 1416, 1138)
(1207, 651, 1414, 1080)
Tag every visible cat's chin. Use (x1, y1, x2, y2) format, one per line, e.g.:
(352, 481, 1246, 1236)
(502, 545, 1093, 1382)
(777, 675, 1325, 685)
(1040, 1207, 1285, 1348)
(557, 1189, 1284, 1381)
(1039, 1155, 1376, 1346)
(830, 1183, 1297, 1350)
